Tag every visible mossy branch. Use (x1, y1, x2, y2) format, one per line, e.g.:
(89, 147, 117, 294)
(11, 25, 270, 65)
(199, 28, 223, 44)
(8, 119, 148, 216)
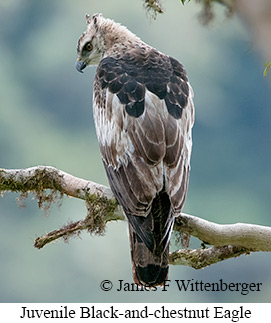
(143, 0, 236, 23)
(1, 165, 271, 270)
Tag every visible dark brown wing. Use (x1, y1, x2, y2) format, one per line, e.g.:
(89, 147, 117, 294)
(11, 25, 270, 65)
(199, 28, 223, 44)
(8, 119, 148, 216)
(95, 48, 189, 118)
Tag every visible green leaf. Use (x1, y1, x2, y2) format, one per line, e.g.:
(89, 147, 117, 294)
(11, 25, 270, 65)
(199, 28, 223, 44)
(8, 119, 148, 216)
(263, 61, 271, 77)
(180, 0, 191, 5)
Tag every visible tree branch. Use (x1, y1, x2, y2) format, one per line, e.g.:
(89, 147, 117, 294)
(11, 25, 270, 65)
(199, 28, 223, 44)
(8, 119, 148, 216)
(1, 165, 270, 269)
(169, 245, 250, 269)
(174, 214, 271, 252)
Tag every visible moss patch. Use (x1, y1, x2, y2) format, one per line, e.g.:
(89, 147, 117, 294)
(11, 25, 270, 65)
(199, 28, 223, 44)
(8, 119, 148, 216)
(0, 167, 64, 213)
(84, 193, 119, 235)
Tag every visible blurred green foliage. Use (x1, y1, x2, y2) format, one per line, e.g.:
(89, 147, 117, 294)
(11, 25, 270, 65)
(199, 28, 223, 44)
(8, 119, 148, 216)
(264, 62, 271, 77)
(0, 0, 270, 302)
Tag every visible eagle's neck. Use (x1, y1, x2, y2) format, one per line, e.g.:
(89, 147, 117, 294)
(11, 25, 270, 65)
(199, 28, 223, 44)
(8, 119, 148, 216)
(95, 18, 148, 58)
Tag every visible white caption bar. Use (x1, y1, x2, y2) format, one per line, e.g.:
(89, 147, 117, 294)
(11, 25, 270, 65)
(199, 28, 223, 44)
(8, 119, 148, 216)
(0, 303, 268, 322)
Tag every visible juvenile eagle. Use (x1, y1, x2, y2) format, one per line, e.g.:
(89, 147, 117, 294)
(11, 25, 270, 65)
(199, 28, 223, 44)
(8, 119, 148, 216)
(76, 14, 194, 286)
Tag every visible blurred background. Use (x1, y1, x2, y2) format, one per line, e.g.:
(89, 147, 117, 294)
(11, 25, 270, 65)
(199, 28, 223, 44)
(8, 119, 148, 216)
(0, 0, 270, 302)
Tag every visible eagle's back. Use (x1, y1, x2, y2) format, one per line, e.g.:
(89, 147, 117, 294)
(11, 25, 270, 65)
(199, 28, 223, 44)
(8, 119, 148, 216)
(93, 45, 194, 286)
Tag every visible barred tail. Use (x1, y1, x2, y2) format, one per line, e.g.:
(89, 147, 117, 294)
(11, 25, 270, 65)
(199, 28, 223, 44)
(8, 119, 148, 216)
(127, 190, 173, 286)
(129, 223, 169, 286)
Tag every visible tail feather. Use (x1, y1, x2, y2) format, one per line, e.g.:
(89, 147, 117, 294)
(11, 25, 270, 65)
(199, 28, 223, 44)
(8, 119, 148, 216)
(127, 190, 173, 286)
(135, 264, 168, 287)
(129, 225, 169, 286)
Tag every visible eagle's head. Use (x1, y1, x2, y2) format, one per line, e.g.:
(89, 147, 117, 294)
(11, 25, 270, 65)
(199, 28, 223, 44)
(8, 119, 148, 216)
(76, 13, 140, 73)
(76, 14, 105, 72)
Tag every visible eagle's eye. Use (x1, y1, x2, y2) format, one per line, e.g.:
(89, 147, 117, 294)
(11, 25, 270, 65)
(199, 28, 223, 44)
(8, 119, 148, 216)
(85, 42, 93, 51)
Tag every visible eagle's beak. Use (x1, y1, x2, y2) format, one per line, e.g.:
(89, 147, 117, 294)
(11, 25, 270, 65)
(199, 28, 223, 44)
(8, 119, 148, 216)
(76, 59, 87, 73)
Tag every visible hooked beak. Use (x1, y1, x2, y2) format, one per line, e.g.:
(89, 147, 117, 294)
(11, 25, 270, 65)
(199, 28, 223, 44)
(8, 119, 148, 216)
(76, 59, 87, 73)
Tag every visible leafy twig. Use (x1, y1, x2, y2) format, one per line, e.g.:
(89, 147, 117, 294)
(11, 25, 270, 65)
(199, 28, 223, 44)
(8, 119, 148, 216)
(263, 61, 271, 77)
